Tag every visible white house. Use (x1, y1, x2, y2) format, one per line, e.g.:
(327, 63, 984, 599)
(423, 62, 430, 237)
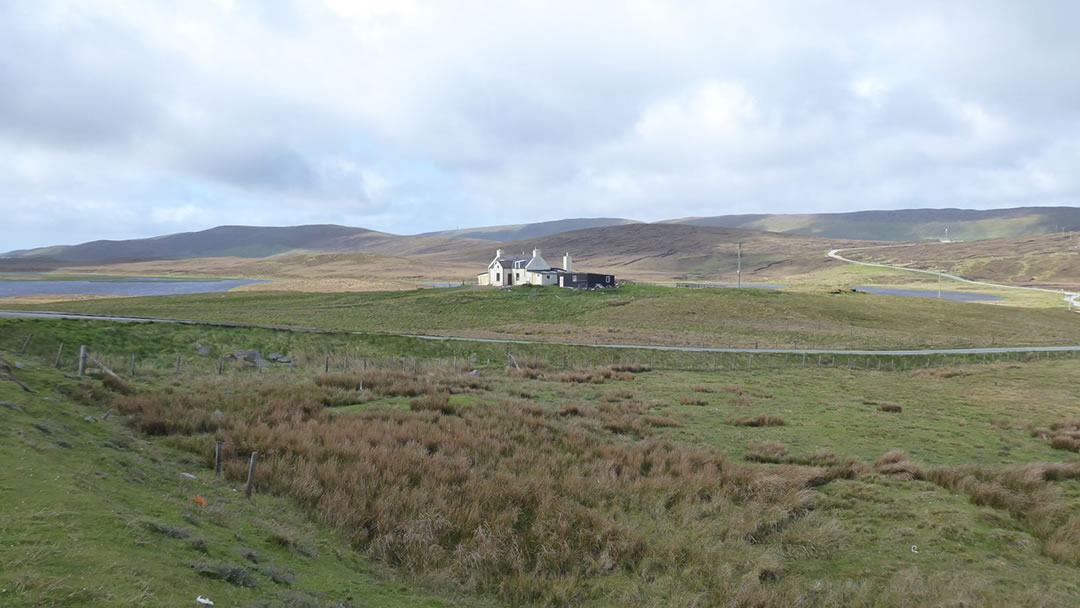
(478, 249, 573, 287)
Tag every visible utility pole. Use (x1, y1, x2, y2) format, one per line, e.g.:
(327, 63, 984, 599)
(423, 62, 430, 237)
(937, 273, 942, 299)
(736, 242, 742, 288)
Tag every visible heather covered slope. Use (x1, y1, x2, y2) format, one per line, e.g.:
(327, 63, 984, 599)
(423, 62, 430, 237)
(4, 223, 875, 286)
(420, 217, 641, 241)
(665, 206, 1080, 242)
(841, 232, 1080, 289)
(1, 224, 490, 265)
(423, 223, 878, 283)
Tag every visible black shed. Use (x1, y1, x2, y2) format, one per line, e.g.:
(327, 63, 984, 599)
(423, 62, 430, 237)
(558, 272, 615, 289)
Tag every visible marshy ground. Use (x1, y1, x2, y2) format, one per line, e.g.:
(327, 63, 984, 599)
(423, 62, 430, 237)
(2, 318, 1079, 606)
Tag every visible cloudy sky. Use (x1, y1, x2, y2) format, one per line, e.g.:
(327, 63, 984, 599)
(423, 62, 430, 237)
(2, 0, 1079, 249)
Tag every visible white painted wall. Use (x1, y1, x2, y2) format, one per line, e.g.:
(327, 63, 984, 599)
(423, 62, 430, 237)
(525, 249, 551, 271)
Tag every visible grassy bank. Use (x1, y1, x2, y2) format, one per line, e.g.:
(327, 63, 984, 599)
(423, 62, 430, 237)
(5, 284, 1080, 348)
(0, 352, 480, 607)
(4, 320, 1080, 605)
(2, 319, 1072, 387)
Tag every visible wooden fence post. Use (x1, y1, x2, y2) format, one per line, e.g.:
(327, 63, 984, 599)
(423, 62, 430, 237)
(54, 343, 64, 369)
(217, 357, 224, 374)
(325, 355, 330, 373)
(20, 334, 33, 354)
(344, 357, 349, 372)
(78, 345, 89, 376)
(245, 451, 258, 498)
(175, 354, 182, 375)
(215, 441, 223, 479)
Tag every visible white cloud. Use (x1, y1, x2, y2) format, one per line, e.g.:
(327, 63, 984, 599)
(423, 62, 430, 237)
(1, 0, 1079, 250)
(635, 81, 759, 141)
(151, 204, 205, 224)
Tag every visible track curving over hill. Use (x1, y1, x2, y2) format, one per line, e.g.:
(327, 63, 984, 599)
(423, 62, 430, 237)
(827, 246, 1080, 309)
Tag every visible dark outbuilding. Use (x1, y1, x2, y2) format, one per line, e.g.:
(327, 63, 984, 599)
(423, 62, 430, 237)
(558, 273, 615, 289)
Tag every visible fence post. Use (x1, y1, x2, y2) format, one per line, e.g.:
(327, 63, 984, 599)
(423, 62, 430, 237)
(217, 357, 224, 374)
(130, 355, 137, 377)
(215, 441, 223, 479)
(78, 345, 89, 376)
(245, 451, 259, 498)
(325, 356, 330, 373)
(175, 354, 182, 375)
(344, 357, 349, 372)
(20, 334, 33, 354)
(54, 343, 64, 369)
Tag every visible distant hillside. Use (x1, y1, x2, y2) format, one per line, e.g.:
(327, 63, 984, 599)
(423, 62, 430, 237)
(664, 207, 1080, 242)
(2, 225, 375, 263)
(842, 232, 1080, 289)
(1, 224, 487, 266)
(436, 223, 876, 282)
(17, 223, 877, 286)
(420, 217, 640, 241)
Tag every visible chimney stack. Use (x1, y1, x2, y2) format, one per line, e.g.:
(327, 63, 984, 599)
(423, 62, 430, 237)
(495, 248, 503, 259)
(532, 248, 541, 258)
(563, 252, 572, 272)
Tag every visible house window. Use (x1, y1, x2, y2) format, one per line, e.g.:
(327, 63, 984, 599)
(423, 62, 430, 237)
(496, 273, 500, 282)
(606, 276, 611, 283)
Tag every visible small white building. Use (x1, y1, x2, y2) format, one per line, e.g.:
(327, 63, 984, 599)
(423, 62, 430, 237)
(478, 249, 573, 287)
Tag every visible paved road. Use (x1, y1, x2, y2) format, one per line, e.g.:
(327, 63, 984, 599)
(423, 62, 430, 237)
(828, 245, 1080, 308)
(3, 310, 1079, 357)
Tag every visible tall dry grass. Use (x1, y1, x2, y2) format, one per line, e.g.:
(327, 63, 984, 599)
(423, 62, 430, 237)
(872, 450, 1080, 566)
(1031, 419, 1080, 453)
(111, 370, 1080, 605)
(116, 373, 852, 606)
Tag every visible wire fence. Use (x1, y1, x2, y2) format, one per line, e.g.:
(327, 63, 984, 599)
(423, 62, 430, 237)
(1, 323, 1072, 383)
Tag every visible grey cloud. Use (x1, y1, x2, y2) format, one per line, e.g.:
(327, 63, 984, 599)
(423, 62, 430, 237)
(0, 5, 169, 148)
(1, 0, 1079, 250)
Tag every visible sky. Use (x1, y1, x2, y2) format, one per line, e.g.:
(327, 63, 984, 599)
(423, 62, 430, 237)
(2, 0, 1079, 250)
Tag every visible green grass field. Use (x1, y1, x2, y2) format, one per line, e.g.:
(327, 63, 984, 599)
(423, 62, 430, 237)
(5, 284, 1080, 349)
(3, 317, 1080, 606)
(0, 353, 484, 608)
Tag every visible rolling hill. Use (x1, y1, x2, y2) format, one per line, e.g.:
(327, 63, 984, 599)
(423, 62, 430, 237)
(664, 207, 1080, 242)
(841, 232, 1080, 289)
(422, 223, 877, 283)
(0, 224, 489, 266)
(419, 217, 640, 241)
(4, 223, 877, 288)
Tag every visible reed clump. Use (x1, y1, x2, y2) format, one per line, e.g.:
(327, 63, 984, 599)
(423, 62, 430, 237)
(730, 415, 785, 427)
(1031, 419, 1080, 453)
(115, 373, 849, 605)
